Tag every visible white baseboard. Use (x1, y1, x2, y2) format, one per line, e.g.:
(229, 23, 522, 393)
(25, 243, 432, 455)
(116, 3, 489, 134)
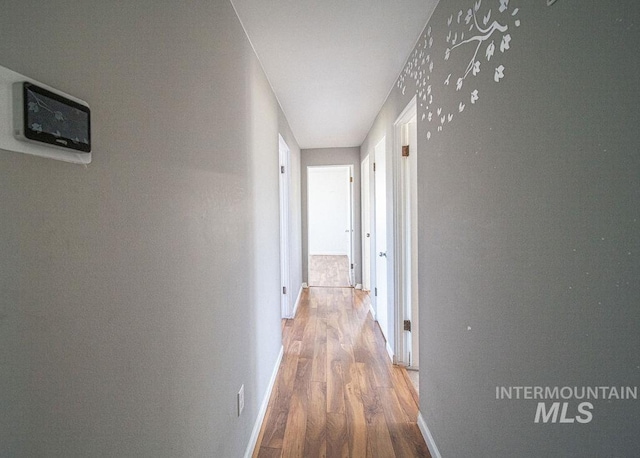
(291, 285, 303, 317)
(385, 341, 394, 363)
(417, 411, 442, 458)
(244, 345, 284, 458)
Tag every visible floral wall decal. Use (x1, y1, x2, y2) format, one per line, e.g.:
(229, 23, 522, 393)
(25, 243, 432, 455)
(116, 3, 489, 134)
(396, 0, 523, 141)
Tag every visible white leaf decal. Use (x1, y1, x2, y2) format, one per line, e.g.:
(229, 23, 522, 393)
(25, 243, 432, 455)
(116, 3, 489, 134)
(472, 61, 481, 76)
(486, 40, 496, 60)
(465, 9, 473, 24)
(483, 9, 491, 26)
(500, 34, 511, 52)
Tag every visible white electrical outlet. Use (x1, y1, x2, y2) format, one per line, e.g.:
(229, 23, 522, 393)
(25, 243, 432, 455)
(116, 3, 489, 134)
(238, 385, 245, 416)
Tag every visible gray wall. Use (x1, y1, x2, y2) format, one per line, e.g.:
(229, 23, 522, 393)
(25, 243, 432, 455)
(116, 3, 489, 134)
(363, 0, 640, 456)
(301, 147, 362, 285)
(0, 1, 300, 456)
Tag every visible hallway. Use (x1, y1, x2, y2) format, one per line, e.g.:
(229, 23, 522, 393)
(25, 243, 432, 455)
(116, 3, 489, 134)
(254, 287, 429, 457)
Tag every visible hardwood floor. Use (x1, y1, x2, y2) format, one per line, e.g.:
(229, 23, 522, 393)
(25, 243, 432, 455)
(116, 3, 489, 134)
(308, 255, 351, 287)
(254, 287, 430, 457)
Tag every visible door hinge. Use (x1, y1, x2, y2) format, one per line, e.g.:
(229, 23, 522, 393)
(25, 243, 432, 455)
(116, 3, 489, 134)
(374, 287, 378, 296)
(280, 165, 285, 173)
(402, 145, 410, 157)
(350, 263, 354, 269)
(350, 176, 353, 183)
(404, 320, 412, 332)
(373, 162, 376, 172)
(282, 286, 287, 294)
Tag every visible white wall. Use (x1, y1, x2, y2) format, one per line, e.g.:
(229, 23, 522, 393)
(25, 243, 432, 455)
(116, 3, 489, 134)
(308, 166, 351, 256)
(0, 1, 300, 456)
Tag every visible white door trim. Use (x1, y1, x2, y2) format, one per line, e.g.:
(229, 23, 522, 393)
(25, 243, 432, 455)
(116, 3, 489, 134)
(392, 96, 418, 367)
(279, 134, 292, 318)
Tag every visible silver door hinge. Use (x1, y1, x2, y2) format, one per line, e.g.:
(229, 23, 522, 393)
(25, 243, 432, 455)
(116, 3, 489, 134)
(280, 166, 285, 173)
(404, 320, 412, 332)
(282, 286, 287, 294)
(374, 287, 378, 296)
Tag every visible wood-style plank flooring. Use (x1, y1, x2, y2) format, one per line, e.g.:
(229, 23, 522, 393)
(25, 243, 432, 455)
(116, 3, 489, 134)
(254, 287, 429, 457)
(308, 255, 351, 287)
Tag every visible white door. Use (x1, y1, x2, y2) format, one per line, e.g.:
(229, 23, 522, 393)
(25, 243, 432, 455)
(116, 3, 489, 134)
(361, 156, 371, 292)
(348, 165, 355, 286)
(279, 135, 291, 318)
(374, 138, 389, 343)
(308, 166, 351, 256)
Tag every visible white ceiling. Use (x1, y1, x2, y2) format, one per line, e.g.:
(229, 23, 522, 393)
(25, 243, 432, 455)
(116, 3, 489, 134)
(230, 1, 438, 149)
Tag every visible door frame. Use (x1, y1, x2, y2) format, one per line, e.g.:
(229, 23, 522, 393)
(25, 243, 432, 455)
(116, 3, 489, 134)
(393, 96, 418, 367)
(279, 134, 292, 318)
(361, 155, 372, 292)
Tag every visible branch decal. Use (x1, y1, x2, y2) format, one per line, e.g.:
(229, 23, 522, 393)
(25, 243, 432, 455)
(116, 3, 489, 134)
(396, 0, 522, 141)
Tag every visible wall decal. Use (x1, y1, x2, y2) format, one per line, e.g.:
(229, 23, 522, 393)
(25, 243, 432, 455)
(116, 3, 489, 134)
(396, 0, 523, 141)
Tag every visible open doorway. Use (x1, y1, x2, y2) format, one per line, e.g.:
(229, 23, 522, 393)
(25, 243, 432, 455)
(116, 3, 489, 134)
(307, 165, 354, 287)
(394, 97, 419, 395)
